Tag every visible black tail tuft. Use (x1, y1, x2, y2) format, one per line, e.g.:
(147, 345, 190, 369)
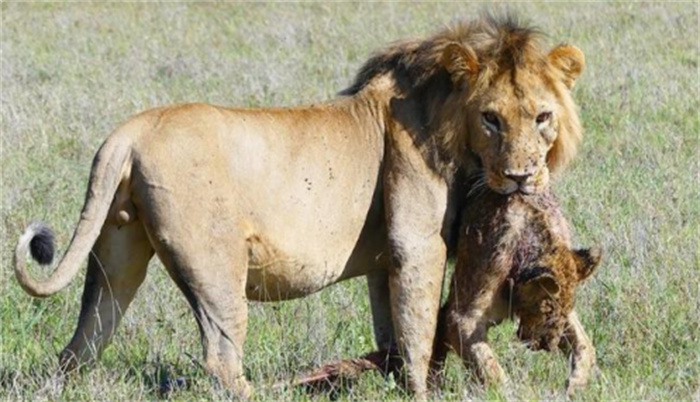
(29, 222, 55, 266)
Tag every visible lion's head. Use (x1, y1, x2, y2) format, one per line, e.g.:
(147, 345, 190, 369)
(513, 245, 600, 351)
(344, 15, 585, 195)
(439, 18, 585, 194)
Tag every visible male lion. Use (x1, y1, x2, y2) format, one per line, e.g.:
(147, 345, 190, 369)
(14, 16, 585, 397)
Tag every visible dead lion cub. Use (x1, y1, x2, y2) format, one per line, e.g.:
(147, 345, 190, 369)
(431, 186, 601, 395)
(287, 187, 601, 395)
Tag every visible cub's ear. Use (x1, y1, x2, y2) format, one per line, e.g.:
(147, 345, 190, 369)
(516, 268, 560, 300)
(441, 42, 479, 86)
(547, 44, 585, 89)
(573, 246, 602, 282)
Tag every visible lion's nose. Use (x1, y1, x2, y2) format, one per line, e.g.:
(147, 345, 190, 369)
(503, 169, 534, 184)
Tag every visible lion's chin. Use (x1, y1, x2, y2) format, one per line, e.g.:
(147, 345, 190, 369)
(518, 184, 537, 195)
(487, 178, 519, 195)
(489, 182, 529, 195)
(520, 181, 551, 195)
(496, 187, 518, 195)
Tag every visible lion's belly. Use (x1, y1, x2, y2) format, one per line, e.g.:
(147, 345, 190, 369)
(242, 192, 387, 302)
(244, 235, 347, 301)
(241, 181, 384, 301)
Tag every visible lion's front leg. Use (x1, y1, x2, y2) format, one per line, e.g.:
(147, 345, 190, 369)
(560, 310, 596, 396)
(386, 239, 446, 398)
(383, 128, 450, 399)
(428, 306, 450, 389)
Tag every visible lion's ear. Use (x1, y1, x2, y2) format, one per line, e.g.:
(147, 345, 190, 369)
(441, 42, 479, 86)
(573, 246, 602, 282)
(547, 45, 585, 89)
(516, 269, 560, 300)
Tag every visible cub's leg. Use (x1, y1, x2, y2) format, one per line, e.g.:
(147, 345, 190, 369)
(442, 307, 506, 386)
(440, 264, 509, 386)
(366, 270, 395, 350)
(560, 310, 596, 395)
(148, 220, 251, 398)
(60, 221, 154, 370)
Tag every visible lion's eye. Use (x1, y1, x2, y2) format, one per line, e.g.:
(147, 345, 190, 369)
(536, 112, 552, 124)
(482, 112, 501, 131)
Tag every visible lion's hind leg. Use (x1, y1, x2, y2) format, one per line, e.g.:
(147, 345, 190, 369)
(186, 271, 250, 399)
(147, 219, 252, 398)
(59, 220, 154, 371)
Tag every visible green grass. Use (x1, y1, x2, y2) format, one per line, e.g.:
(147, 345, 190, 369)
(1, 3, 698, 401)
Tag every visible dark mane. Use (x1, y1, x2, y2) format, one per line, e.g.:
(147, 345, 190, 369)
(341, 14, 544, 96)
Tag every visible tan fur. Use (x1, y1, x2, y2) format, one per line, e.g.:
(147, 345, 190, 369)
(432, 188, 601, 395)
(13, 16, 585, 398)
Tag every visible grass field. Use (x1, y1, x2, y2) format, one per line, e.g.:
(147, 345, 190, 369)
(1, 3, 698, 401)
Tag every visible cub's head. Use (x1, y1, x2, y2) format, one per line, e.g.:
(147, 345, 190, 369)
(440, 22, 584, 194)
(513, 245, 601, 351)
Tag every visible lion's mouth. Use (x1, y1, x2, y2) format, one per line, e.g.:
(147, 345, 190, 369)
(486, 173, 517, 195)
(484, 166, 550, 196)
(487, 177, 532, 195)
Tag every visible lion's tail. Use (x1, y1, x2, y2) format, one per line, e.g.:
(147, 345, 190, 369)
(14, 134, 132, 297)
